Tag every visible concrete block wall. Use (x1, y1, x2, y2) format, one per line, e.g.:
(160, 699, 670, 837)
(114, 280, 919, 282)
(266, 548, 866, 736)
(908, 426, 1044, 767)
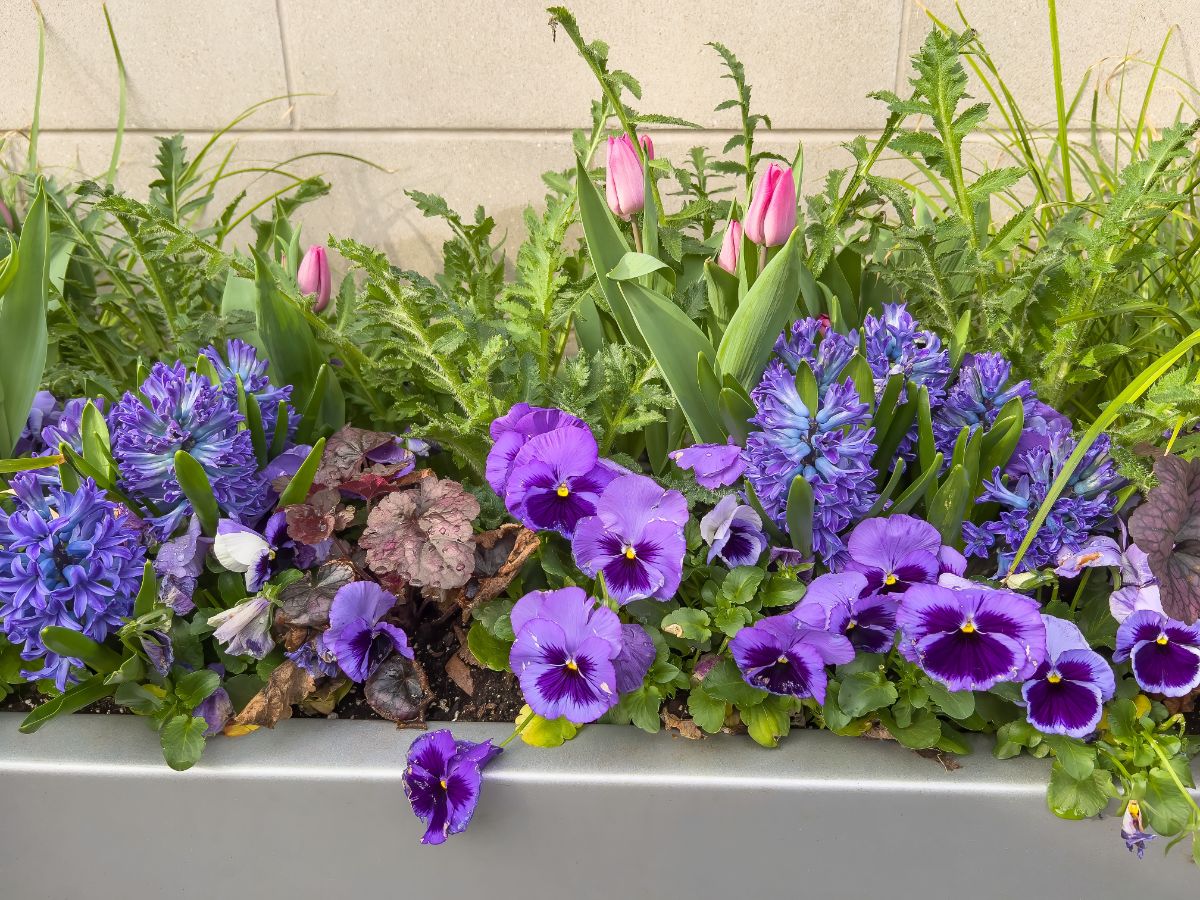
(2, 1, 1197, 274)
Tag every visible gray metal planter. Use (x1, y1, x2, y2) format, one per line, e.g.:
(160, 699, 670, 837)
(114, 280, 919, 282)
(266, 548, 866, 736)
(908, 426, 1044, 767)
(0, 711, 1194, 898)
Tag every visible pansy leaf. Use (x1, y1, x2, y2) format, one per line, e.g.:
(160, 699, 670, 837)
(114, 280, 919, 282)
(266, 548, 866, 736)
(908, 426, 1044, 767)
(687, 685, 727, 734)
(878, 708, 941, 749)
(160, 714, 208, 771)
(924, 679, 975, 720)
(660, 608, 712, 642)
(1046, 762, 1113, 820)
(1042, 735, 1096, 781)
(174, 670, 221, 709)
(1143, 760, 1195, 836)
(837, 671, 898, 717)
(742, 695, 794, 747)
(702, 657, 767, 707)
(466, 621, 512, 672)
(1128, 454, 1200, 623)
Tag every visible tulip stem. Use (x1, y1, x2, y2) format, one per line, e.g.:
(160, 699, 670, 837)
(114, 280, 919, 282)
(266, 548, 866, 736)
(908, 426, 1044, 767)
(631, 221, 642, 254)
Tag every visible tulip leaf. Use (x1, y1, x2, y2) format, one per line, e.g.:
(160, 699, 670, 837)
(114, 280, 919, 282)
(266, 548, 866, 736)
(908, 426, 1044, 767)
(716, 227, 804, 392)
(889, 452, 944, 516)
(866, 458, 907, 516)
(927, 463, 970, 547)
(614, 279, 724, 444)
(609, 251, 675, 290)
(174, 450, 220, 536)
(296, 363, 331, 445)
(0, 454, 62, 474)
(0, 180, 49, 456)
(573, 295, 604, 355)
(244, 390, 268, 466)
(270, 400, 290, 459)
(785, 475, 814, 556)
(19, 674, 115, 734)
(575, 156, 646, 352)
(40, 626, 123, 674)
(704, 259, 739, 332)
(718, 386, 755, 443)
(278, 437, 326, 508)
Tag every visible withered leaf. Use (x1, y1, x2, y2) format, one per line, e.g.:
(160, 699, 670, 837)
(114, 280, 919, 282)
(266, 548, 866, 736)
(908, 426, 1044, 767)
(286, 488, 356, 544)
(445, 654, 475, 696)
(231, 660, 316, 728)
(454, 525, 540, 613)
(663, 711, 704, 740)
(359, 474, 480, 590)
(277, 559, 358, 628)
(365, 654, 431, 723)
(1129, 454, 1200, 623)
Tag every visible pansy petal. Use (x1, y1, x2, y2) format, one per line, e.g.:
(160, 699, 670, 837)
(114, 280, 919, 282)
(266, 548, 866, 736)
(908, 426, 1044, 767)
(1022, 677, 1104, 738)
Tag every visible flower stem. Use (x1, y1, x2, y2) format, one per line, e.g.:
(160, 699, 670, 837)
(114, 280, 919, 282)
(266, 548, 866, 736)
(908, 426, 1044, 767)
(631, 221, 642, 254)
(1146, 734, 1200, 820)
(499, 710, 536, 749)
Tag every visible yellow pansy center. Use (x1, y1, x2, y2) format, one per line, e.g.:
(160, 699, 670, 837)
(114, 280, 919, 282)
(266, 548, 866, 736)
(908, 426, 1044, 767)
(776, 654, 789, 664)
(565, 659, 579, 671)
(1157, 634, 1169, 645)
(624, 546, 637, 560)
(846, 619, 857, 630)
(1047, 673, 1062, 684)
(1128, 800, 1141, 817)
(556, 482, 570, 498)
(439, 778, 448, 790)
(960, 620, 976, 634)
(884, 573, 898, 586)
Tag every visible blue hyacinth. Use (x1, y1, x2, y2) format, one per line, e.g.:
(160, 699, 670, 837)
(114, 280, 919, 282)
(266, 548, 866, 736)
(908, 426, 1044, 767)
(201, 338, 296, 442)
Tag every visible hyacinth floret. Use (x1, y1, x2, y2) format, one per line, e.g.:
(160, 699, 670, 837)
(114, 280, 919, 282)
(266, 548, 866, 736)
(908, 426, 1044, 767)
(933, 352, 1034, 456)
(0, 475, 146, 689)
(745, 351, 877, 564)
(110, 361, 266, 537)
(772, 318, 859, 394)
(963, 431, 1123, 573)
(862, 303, 950, 404)
(201, 338, 296, 441)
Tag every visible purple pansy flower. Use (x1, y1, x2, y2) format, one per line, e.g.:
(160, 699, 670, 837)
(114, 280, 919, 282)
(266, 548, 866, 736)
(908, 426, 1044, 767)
(1113, 609, 1200, 697)
(840, 514, 942, 594)
(286, 638, 342, 678)
(1021, 616, 1115, 739)
(669, 440, 746, 488)
(1055, 534, 1163, 623)
(699, 496, 767, 568)
(194, 679, 234, 737)
(508, 587, 623, 722)
(896, 583, 1046, 692)
(403, 730, 502, 845)
(572, 474, 688, 604)
(729, 613, 854, 702)
(207, 596, 275, 660)
(154, 515, 211, 614)
(213, 519, 277, 592)
(502, 426, 615, 538)
(793, 572, 898, 654)
(486, 404, 587, 496)
(1121, 800, 1155, 859)
(323, 581, 413, 683)
(0, 475, 146, 689)
(613, 623, 656, 693)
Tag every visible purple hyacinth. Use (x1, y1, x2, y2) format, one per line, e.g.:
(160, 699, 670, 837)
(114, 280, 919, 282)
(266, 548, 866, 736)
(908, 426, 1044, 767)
(323, 581, 413, 683)
(896, 583, 1046, 692)
(699, 495, 767, 568)
(201, 338, 296, 441)
(793, 572, 898, 654)
(1008, 401, 1071, 475)
(862, 304, 950, 403)
(840, 514, 942, 594)
(745, 358, 877, 565)
(1021, 616, 1115, 738)
(486, 404, 588, 497)
(571, 474, 688, 604)
(932, 352, 1034, 456)
(508, 587, 623, 722)
(669, 440, 745, 489)
(501, 425, 620, 539)
(15, 391, 58, 456)
(729, 613, 854, 702)
(0, 475, 146, 689)
(109, 361, 267, 537)
(772, 318, 860, 393)
(403, 730, 502, 845)
(963, 430, 1122, 573)
(154, 515, 211, 614)
(1113, 609, 1200, 697)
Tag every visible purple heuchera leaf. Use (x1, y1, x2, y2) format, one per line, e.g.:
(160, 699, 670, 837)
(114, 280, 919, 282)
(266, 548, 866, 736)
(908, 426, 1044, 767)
(896, 583, 1046, 692)
(1128, 454, 1200, 624)
(1113, 609, 1200, 697)
(699, 495, 767, 568)
(1020, 615, 1114, 739)
(324, 581, 413, 683)
(403, 730, 502, 845)
(571, 474, 688, 604)
(668, 441, 745, 489)
(360, 475, 480, 590)
(509, 587, 623, 722)
(729, 613, 854, 702)
(613, 623, 655, 693)
(792, 572, 898, 655)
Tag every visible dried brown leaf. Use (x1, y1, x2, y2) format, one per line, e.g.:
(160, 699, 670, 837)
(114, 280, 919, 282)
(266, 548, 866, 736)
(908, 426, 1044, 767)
(232, 660, 316, 728)
(663, 711, 704, 740)
(454, 525, 540, 614)
(445, 654, 475, 696)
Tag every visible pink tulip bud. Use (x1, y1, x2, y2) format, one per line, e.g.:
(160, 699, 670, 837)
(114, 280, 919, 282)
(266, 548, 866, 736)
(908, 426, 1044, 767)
(640, 134, 654, 161)
(744, 163, 796, 248)
(605, 135, 645, 220)
(0, 199, 14, 231)
(717, 219, 742, 274)
(297, 245, 332, 313)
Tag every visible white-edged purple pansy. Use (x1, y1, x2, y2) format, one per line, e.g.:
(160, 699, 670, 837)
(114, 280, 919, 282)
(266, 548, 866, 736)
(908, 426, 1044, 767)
(699, 495, 767, 568)
(1020, 615, 1115, 738)
(1113, 609, 1200, 697)
(207, 596, 275, 659)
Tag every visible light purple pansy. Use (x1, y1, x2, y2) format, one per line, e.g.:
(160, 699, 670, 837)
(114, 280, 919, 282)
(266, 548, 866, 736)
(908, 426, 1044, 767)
(324, 581, 413, 683)
(729, 613, 854, 703)
(699, 495, 767, 568)
(572, 474, 688, 604)
(896, 583, 1046, 692)
(793, 572, 898, 655)
(1021, 615, 1115, 739)
(841, 514, 942, 595)
(1055, 536, 1163, 623)
(154, 515, 211, 614)
(669, 440, 746, 489)
(1113, 610, 1200, 697)
(613, 623, 656, 693)
(502, 426, 616, 538)
(485, 404, 587, 496)
(403, 730, 502, 845)
(509, 587, 623, 723)
(207, 596, 275, 659)
(194, 682, 234, 737)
